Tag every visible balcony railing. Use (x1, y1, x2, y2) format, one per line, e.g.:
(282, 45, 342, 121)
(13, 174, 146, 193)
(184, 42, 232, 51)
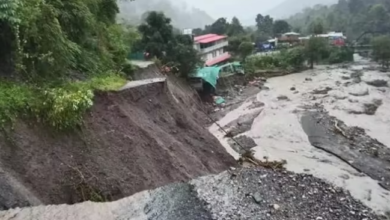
(199, 41, 228, 54)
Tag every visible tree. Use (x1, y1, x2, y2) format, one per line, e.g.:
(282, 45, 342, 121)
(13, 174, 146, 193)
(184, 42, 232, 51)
(192, 28, 203, 36)
(166, 35, 203, 77)
(367, 4, 390, 33)
(255, 14, 273, 36)
(371, 35, 390, 69)
(309, 19, 325, 35)
(273, 20, 291, 36)
(206, 17, 229, 35)
(138, 11, 175, 59)
(238, 41, 254, 61)
(227, 17, 244, 36)
(304, 37, 328, 68)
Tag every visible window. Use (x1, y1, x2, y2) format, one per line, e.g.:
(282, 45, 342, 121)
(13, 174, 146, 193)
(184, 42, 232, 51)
(212, 51, 217, 58)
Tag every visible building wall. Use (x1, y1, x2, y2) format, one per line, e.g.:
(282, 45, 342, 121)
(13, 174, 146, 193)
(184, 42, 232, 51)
(202, 48, 225, 61)
(194, 36, 229, 65)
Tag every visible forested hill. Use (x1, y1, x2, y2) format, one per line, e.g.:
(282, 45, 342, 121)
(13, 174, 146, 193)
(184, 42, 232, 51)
(266, 0, 337, 19)
(288, 0, 390, 40)
(117, 0, 214, 29)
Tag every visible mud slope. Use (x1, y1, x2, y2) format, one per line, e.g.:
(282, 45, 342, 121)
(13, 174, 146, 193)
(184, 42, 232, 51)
(0, 79, 236, 209)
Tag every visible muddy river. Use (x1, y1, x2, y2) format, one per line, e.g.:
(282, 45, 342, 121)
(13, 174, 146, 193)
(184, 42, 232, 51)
(210, 55, 390, 214)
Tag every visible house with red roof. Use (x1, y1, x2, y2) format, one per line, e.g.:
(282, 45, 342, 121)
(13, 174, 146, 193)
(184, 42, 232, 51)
(193, 34, 231, 67)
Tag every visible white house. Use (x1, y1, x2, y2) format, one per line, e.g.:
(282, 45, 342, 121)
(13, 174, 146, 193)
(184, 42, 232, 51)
(193, 34, 231, 66)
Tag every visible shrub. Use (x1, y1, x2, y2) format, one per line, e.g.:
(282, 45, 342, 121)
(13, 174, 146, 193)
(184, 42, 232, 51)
(327, 46, 354, 64)
(0, 73, 126, 129)
(244, 47, 305, 73)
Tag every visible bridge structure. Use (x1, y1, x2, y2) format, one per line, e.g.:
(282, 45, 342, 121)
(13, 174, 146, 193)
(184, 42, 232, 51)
(350, 44, 372, 54)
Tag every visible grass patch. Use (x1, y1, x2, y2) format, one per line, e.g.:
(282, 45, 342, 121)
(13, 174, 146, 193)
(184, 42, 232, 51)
(0, 73, 127, 129)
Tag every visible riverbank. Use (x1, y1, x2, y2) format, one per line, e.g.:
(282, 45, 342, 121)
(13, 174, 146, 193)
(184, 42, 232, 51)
(209, 56, 390, 215)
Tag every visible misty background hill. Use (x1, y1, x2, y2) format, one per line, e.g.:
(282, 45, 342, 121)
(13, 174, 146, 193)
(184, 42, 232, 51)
(266, 0, 338, 19)
(118, 0, 215, 29)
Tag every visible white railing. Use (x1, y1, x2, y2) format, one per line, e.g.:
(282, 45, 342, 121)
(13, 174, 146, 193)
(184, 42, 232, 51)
(200, 41, 228, 54)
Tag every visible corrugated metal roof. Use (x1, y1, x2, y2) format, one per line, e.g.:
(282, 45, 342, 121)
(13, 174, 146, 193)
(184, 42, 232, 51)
(205, 53, 231, 66)
(194, 34, 227, 44)
(194, 34, 217, 41)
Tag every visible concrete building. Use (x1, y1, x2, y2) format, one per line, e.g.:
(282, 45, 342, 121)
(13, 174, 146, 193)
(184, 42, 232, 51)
(193, 34, 231, 66)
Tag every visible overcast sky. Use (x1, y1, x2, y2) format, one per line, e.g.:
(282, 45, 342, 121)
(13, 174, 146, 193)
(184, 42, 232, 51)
(182, 0, 286, 24)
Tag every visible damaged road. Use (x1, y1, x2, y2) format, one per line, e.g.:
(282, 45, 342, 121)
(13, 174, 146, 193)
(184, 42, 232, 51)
(0, 167, 382, 220)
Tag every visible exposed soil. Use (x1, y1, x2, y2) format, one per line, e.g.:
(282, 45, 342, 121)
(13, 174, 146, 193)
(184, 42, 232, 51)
(0, 79, 236, 209)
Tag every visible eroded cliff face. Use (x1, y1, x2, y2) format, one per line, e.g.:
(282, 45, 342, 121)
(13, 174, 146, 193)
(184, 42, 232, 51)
(0, 76, 236, 210)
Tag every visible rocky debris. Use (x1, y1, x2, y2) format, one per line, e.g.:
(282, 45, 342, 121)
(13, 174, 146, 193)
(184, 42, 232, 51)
(290, 87, 296, 91)
(312, 87, 332, 95)
(305, 77, 312, 81)
(366, 79, 388, 87)
(277, 95, 289, 101)
(0, 167, 382, 220)
(228, 136, 257, 154)
(341, 76, 351, 80)
(301, 107, 390, 191)
(193, 168, 381, 220)
(224, 110, 262, 137)
(247, 100, 265, 110)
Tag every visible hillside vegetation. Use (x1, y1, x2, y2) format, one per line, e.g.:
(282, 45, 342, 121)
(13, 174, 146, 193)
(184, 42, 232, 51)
(0, 0, 135, 129)
(266, 0, 337, 19)
(288, 0, 390, 40)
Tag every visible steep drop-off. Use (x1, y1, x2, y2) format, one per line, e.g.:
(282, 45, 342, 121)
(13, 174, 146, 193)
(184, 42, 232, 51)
(0, 78, 236, 210)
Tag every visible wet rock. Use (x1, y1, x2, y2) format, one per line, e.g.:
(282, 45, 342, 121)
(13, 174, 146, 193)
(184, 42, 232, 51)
(224, 110, 262, 137)
(363, 102, 381, 115)
(366, 79, 388, 87)
(312, 87, 332, 95)
(229, 135, 257, 154)
(260, 86, 270, 90)
(277, 95, 289, 101)
(351, 71, 363, 79)
(247, 101, 265, 110)
(349, 88, 369, 97)
(252, 192, 262, 204)
(339, 174, 350, 180)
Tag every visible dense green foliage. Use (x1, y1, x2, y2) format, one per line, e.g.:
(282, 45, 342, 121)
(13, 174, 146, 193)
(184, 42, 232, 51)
(371, 35, 390, 69)
(288, 0, 390, 41)
(244, 47, 305, 73)
(137, 11, 202, 77)
(0, 0, 132, 129)
(0, 0, 136, 79)
(238, 42, 254, 61)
